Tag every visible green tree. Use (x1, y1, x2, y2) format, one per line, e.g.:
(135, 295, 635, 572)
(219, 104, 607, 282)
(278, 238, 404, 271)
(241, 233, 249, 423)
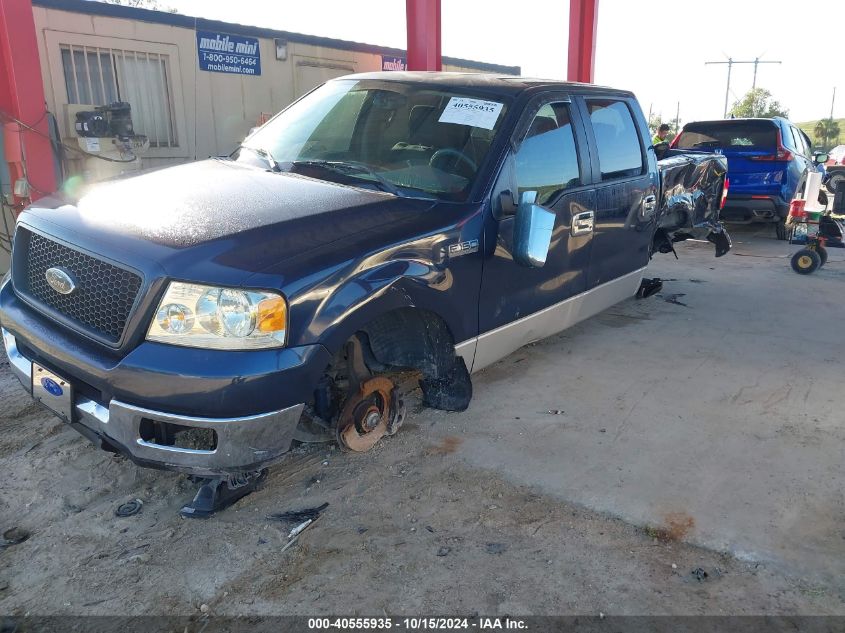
(728, 88, 789, 118)
(813, 118, 841, 148)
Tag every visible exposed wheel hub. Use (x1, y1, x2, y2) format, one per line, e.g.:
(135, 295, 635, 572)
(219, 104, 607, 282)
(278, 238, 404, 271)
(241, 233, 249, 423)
(337, 376, 395, 452)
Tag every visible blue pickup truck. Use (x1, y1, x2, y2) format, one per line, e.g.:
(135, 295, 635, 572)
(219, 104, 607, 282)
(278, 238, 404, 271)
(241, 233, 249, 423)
(0, 73, 729, 511)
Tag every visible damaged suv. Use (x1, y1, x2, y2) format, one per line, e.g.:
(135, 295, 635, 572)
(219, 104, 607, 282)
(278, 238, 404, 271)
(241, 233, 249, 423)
(0, 73, 729, 512)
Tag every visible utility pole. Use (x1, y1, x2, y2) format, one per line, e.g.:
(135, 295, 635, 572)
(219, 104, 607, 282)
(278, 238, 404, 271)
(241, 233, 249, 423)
(675, 101, 680, 132)
(751, 57, 780, 91)
(706, 56, 782, 117)
(831, 87, 836, 120)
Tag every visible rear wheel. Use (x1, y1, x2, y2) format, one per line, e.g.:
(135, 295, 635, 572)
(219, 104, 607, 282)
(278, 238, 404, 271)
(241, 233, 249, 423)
(775, 220, 788, 241)
(791, 249, 821, 274)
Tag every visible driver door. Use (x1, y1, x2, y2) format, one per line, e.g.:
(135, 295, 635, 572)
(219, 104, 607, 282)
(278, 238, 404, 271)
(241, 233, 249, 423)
(475, 96, 596, 371)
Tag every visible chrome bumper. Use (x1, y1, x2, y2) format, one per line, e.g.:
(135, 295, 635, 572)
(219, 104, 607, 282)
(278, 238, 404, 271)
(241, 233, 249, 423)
(2, 327, 303, 476)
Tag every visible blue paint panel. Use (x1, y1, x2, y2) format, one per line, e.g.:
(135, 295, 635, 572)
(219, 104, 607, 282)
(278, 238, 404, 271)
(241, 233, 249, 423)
(196, 30, 261, 76)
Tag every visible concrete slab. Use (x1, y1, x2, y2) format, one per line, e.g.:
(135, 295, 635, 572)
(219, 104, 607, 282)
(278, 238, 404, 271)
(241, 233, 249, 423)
(453, 225, 845, 585)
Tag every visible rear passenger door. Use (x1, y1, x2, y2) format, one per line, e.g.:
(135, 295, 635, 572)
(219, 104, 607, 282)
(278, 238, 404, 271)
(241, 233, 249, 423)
(577, 97, 659, 289)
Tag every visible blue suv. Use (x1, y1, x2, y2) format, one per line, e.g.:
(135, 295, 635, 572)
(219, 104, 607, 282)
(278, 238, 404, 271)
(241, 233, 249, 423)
(672, 117, 824, 239)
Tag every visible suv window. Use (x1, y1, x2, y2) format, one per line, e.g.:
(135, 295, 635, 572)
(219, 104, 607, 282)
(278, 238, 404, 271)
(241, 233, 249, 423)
(514, 103, 581, 206)
(793, 127, 810, 156)
(586, 99, 644, 179)
(675, 121, 777, 150)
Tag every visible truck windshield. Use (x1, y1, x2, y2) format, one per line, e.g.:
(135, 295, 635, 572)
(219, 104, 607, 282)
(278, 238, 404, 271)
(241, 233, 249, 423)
(235, 79, 510, 201)
(674, 121, 777, 150)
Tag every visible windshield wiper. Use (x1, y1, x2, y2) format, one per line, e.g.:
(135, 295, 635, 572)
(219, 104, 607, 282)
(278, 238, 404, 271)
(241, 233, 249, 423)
(238, 145, 281, 172)
(290, 160, 402, 197)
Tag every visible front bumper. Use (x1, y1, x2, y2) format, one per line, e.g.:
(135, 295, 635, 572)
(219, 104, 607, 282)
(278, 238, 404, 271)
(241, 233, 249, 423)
(4, 327, 304, 475)
(0, 278, 332, 476)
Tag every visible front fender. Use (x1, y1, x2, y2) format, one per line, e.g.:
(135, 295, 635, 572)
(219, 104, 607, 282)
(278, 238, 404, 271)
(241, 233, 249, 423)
(254, 209, 486, 357)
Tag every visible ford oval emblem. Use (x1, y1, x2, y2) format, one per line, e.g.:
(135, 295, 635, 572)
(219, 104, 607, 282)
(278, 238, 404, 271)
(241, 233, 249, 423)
(45, 267, 76, 295)
(40, 377, 64, 397)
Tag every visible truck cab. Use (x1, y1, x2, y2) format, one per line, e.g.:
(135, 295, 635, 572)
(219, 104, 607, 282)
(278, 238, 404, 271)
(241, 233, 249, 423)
(0, 73, 729, 481)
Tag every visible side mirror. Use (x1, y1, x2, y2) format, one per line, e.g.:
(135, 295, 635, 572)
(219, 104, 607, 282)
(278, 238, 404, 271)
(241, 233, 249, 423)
(814, 153, 829, 164)
(513, 191, 555, 267)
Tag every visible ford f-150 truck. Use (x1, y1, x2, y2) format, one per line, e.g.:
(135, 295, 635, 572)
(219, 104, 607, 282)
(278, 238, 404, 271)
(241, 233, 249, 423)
(0, 73, 729, 512)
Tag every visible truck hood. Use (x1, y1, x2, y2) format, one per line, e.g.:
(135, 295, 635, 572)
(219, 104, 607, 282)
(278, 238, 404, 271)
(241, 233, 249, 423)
(22, 159, 437, 284)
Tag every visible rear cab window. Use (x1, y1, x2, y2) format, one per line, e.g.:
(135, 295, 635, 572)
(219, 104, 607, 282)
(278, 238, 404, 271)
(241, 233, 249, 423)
(585, 99, 645, 180)
(675, 121, 777, 151)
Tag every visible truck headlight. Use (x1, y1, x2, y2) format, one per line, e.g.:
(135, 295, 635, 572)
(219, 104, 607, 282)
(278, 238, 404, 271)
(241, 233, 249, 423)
(147, 282, 287, 350)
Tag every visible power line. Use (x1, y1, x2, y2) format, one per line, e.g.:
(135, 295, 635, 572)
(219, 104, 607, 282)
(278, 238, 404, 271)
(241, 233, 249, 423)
(705, 57, 782, 117)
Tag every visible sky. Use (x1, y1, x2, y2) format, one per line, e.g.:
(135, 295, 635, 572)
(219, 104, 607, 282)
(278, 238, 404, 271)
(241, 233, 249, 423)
(162, 0, 843, 125)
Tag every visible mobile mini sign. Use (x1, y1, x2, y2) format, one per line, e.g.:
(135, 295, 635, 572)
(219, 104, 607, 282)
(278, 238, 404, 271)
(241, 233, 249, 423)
(381, 55, 407, 72)
(196, 30, 261, 76)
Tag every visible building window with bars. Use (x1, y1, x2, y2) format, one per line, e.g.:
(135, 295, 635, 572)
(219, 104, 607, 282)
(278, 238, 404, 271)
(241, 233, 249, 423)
(60, 45, 178, 148)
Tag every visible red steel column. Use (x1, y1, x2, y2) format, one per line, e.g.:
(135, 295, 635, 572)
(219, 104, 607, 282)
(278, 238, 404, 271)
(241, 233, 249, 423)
(567, 0, 599, 83)
(0, 0, 56, 203)
(405, 0, 441, 71)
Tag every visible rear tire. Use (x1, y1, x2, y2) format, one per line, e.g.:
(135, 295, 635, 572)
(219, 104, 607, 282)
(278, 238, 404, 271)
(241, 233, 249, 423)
(775, 220, 788, 241)
(791, 249, 821, 274)
(817, 245, 828, 267)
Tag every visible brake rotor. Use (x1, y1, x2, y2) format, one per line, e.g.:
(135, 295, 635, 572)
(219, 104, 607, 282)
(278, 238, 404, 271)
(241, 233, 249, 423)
(337, 376, 395, 452)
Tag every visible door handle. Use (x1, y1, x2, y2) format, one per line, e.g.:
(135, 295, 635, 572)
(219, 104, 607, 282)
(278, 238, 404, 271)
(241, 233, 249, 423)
(571, 210, 594, 236)
(643, 194, 658, 214)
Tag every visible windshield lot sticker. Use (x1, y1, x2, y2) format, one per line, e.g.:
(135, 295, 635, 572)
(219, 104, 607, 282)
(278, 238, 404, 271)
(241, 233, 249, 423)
(438, 98, 503, 130)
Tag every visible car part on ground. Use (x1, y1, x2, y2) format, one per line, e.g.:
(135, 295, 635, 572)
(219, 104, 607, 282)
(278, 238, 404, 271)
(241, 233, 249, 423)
(179, 469, 268, 519)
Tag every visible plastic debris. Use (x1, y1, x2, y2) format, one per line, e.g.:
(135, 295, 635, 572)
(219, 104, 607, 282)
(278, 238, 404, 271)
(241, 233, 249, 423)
(288, 520, 312, 539)
(268, 502, 329, 524)
(0, 527, 30, 548)
(115, 499, 143, 518)
(691, 567, 709, 582)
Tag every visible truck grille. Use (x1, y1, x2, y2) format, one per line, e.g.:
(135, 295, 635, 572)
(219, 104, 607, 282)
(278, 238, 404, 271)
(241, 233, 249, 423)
(13, 228, 143, 344)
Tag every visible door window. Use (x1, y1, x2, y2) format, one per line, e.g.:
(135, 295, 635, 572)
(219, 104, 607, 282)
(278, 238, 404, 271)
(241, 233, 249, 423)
(586, 99, 644, 179)
(514, 103, 581, 206)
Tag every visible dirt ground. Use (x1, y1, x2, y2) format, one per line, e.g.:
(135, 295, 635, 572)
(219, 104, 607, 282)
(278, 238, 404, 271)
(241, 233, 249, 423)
(1, 226, 844, 616)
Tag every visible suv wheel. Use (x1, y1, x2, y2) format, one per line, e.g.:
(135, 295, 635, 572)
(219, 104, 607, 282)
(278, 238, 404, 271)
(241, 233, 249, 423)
(775, 220, 788, 241)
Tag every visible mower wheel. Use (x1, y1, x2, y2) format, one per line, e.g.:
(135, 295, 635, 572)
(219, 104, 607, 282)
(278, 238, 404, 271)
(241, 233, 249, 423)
(816, 245, 828, 267)
(791, 249, 821, 274)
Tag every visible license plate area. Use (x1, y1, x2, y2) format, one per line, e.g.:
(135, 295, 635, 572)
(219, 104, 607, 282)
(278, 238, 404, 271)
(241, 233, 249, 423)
(32, 363, 73, 422)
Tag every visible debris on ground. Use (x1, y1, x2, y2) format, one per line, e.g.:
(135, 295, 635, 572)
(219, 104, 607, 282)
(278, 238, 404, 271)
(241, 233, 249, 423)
(636, 277, 663, 299)
(546, 409, 565, 415)
(0, 528, 30, 548)
(437, 546, 451, 557)
(114, 499, 143, 518)
(485, 542, 507, 555)
(280, 517, 319, 554)
(288, 520, 312, 539)
(662, 293, 688, 307)
(691, 567, 709, 581)
(268, 502, 329, 524)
